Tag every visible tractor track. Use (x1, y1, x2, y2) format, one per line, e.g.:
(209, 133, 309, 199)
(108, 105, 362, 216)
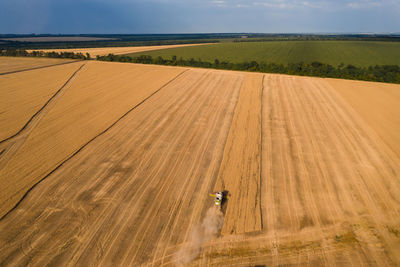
(0, 67, 242, 266)
(0, 63, 86, 145)
(0, 63, 86, 176)
(1, 59, 400, 266)
(0, 60, 83, 76)
(0, 68, 188, 221)
(259, 74, 265, 231)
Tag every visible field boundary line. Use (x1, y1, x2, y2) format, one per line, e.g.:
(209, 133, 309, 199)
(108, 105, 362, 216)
(0, 68, 189, 221)
(260, 74, 265, 230)
(0, 59, 83, 76)
(0, 63, 86, 144)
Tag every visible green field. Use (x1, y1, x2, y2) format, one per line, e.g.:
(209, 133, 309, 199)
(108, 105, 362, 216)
(128, 41, 400, 67)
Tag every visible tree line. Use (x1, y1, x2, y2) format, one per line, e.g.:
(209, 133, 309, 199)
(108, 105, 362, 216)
(97, 54, 400, 84)
(1, 49, 91, 60)
(2, 49, 399, 84)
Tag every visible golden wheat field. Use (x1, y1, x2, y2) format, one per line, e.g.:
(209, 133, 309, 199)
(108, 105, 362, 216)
(28, 43, 212, 58)
(0, 57, 399, 266)
(0, 57, 75, 74)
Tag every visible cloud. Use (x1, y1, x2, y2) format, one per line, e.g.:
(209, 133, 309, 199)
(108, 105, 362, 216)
(207, 0, 328, 9)
(210, 0, 228, 7)
(1, 0, 399, 33)
(206, 0, 391, 10)
(347, 0, 382, 9)
(253, 1, 295, 9)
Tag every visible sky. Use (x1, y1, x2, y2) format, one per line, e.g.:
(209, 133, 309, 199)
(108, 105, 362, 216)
(0, 0, 399, 34)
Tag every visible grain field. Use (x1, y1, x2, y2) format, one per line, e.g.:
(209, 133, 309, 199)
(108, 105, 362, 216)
(0, 57, 399, 266)
(0, 57, 76, 74)
(190, 74, 400, 266)
(0, 68, 242, 266)
(214, 73, 263, 235)
(30, 43, 213, 58)
(327, 78, 400, 158)
(0, 61, 183, 218)
(0, 62, 83, 140)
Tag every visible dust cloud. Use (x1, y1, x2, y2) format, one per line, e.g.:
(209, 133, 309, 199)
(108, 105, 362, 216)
(174, 207, 224, 265)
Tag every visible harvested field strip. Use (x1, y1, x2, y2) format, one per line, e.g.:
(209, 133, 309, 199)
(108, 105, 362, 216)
(31, 43, 213, 58)
(1, 36, 116, 42)
(1, 57, 400, 266)
(0, 62, 84, 140)
(200, 228, 363, 266)
(0, 65, 183, 220)
(214, 73, 263, 235)
(168, 222, 375, 266)
(0, 69, 242, 266)
(327, 78, 400, 158)
(0, 63, 85, 175)
(261, 74, 400, 265)
(0, 61, 184, 218)
(0, 57, 76, 74)
(0, 64, 85, 143)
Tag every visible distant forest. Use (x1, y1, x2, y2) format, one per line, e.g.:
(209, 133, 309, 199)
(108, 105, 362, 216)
(1, 33, 399, 50)
(2, 49, 399, 84)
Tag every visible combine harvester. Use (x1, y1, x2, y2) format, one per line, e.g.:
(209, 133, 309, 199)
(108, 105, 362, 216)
(209, 191, 230, 211)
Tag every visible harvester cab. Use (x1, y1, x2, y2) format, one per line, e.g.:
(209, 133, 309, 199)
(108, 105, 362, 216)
(209, 191, 229, 210)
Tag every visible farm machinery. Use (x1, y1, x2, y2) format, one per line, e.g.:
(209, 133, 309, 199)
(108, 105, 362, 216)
(209, 191, 230, 211)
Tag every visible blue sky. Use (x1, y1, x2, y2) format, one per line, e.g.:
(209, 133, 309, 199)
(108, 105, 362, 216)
(1, 0, 399, 34)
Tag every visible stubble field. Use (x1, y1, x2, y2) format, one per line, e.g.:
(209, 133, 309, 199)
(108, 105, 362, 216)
(28, 43, 212, 58)
(0, 57, 76, 75)
(0, 57, 399, 266)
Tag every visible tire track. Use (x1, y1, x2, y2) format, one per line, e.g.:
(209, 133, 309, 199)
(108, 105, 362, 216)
(0, 68, 187, 221)
(259, 75, 265, 231)
(0, 63, 86, 175)
(0, 68, 242, 266)
(86, 71, 218, 265)
(1, 67, 400, 266)
(124, 72, 241, 265)
(0, 63, 85, 144)
(259, 74, 400, 266)
(0, 60, 82, 76)
(67, 72, 203, 265)
(153, 74, 242, 265)
(261, 75, 280, 265)
(0, 64, 185, 221)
